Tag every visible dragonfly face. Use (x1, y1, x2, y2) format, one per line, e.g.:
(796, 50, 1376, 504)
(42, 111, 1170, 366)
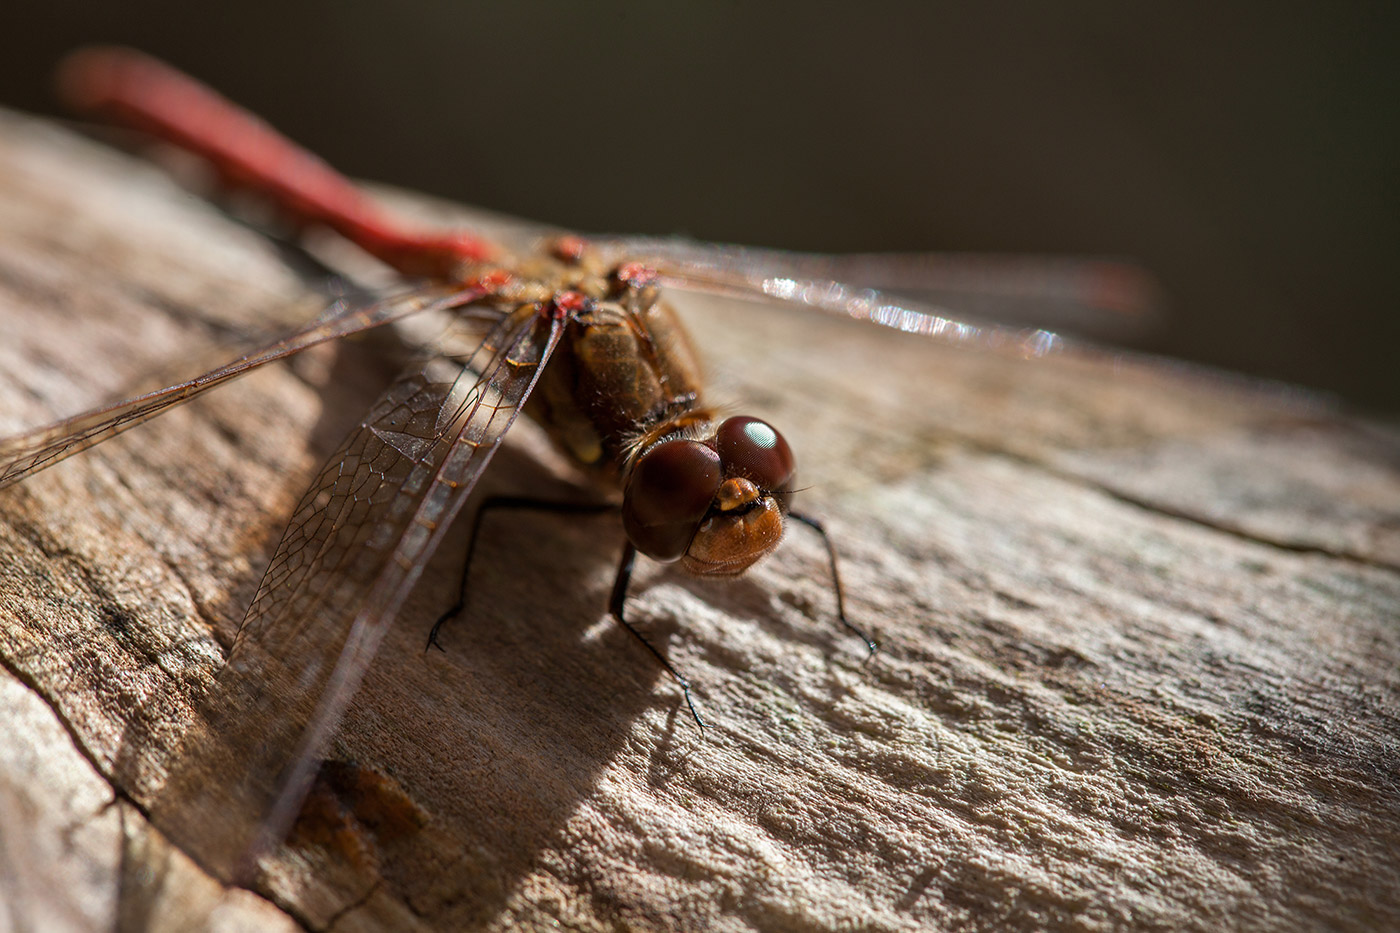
(622, 415, 795, 575)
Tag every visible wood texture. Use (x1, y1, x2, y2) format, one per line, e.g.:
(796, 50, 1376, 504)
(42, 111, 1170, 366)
(1, 110, 1397, 932)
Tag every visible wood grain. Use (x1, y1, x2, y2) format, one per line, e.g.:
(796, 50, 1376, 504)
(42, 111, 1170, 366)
(0, 109, 1396, 932)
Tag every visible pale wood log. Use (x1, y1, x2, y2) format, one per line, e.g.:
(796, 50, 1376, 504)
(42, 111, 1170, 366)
(0, 109, 1397, 932)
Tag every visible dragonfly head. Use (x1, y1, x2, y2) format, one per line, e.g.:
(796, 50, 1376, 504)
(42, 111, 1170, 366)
(622, 416, 795, 577)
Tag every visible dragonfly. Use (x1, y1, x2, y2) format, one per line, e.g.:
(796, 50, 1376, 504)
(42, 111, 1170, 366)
(0, 48, 1157, 879)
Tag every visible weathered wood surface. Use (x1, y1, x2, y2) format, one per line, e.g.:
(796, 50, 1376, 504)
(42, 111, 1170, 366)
(0, 109, 1397, 932)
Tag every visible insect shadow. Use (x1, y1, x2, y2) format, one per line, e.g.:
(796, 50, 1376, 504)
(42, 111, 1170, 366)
(99, 336, 671, 927)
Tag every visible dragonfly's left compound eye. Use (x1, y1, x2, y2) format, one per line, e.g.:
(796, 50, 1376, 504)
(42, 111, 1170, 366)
(622, 440, 723, 562)
(715, 417, 795, 496)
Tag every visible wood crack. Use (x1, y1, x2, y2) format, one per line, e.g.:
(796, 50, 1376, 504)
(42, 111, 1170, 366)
(961, 437, 1400, 574)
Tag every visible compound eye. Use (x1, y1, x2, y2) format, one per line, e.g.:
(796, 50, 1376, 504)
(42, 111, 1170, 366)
(715, 417, 794, 492)
(622, 440, 723, 561)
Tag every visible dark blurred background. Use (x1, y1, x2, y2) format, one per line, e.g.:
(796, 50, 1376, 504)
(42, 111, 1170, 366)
(3, 3, 1396, 411)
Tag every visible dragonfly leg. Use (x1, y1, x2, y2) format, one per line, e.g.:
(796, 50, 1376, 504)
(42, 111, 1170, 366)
(608, 543, 707, 728)
(427, 495, 617, 651)
(787, 512, 879, 658)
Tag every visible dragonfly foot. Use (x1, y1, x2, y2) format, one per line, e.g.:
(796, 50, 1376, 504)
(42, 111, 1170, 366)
(425, 610, 457, 654)
(676, 677, 707, 729)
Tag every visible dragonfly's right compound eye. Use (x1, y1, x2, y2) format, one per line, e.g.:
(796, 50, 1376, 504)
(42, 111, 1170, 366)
(622, 440, 723, 562)
(715, 416, 794, 499)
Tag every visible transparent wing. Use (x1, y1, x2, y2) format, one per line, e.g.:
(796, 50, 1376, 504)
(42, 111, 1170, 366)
(593, 235, 1161, 347)
(0, 280, 490, 489)
(157, 298, 566, 880)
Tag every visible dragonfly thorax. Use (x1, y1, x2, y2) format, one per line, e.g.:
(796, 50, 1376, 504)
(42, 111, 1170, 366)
(519, 245, 797, 577)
